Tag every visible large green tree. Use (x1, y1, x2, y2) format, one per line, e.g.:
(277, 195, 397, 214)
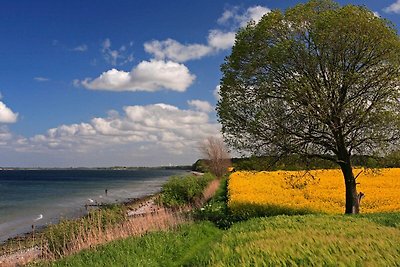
(217, 0, 400, 214)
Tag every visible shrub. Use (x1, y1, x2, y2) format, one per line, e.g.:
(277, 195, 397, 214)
(194, 177, 235, 229)
(159, 173, 214, 208)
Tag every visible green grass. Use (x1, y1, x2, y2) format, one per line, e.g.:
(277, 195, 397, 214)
(36, 213, 400, 267)
(159, 173, 214, 207)
(36, 222, 223, 267)
(208, 214, 400, 266)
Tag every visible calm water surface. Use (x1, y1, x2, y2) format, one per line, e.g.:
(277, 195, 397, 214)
(0, 169, 185, 242)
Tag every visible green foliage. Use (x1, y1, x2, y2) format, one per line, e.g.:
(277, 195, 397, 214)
(40, 213, 400, 266)
(232, 155, 337, 171)
(193, 177, 235, 229)
(191, 159, 209, 173)
(358, 212, 400, 228)
(159, 173, 214, 207)
(231, 154, 400, 171)
(218, 0, 400, 169)
(229, 203, 318, 220)
(37, 222, 223, 267)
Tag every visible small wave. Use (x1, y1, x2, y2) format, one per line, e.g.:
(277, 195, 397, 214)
(34, 214, 43, 222)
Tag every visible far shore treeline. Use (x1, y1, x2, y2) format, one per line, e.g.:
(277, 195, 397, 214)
(193, 152, 400, 172)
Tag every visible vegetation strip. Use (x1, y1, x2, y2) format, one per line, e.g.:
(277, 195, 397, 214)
(36, 214, 400, 266)
(1, 173, 219, 266)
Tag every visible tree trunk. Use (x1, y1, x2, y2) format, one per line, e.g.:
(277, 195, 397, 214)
(339, 161, 359, 214)
(334, 128, 359, 214)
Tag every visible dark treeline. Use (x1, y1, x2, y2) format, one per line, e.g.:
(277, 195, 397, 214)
(193, 151, 400, 172)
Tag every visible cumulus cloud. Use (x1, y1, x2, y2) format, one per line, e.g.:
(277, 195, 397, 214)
(21, 103, 220, 156)
(217, 5, 271, 27)
(144, 39, 213, 62)
(384, 1, 400, 13)
(0, 101, 18, 123)
(187, 100, 213, 113)
(34, 77, 50, 82)
(143, 5, 269, 62)
(72, 44, 88, 52)
(80, 60, 195, 92)
(0, 126, 13, 145)
(101, 38, 134, 66)
(0, 103, 224, 166)
(207, 30, 236, 50)
(213, 85, 221, 101)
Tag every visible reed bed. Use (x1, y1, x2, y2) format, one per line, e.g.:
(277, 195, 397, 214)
(32, 176, 220, 264)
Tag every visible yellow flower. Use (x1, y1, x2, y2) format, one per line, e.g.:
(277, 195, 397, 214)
(228, 168, 400, 214)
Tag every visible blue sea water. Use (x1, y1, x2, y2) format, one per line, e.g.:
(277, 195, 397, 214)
(0, 169, 185, 243)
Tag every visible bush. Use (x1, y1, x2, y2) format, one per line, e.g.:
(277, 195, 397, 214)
(159, 173, 214, 207)
(194, 177, 238, 229)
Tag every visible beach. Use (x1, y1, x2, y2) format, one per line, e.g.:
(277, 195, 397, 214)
(0, 169, 186, 243)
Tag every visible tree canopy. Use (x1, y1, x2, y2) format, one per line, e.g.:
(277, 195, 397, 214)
(217, 0, 400, 213)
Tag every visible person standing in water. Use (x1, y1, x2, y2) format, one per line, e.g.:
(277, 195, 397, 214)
(105, 189, 108, 196)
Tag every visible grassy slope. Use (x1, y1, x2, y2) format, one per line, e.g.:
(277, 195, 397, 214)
(37, 177, 400, 266)
(210, 214, 400, 266)
(38, 222, 222, 267)
(38, 212, 400, 267)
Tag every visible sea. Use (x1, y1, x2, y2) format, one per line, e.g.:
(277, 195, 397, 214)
(0, 168, 186, 243)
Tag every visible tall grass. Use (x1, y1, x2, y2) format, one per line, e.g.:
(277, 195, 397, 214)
(38, 222, 222, 267)
(38, 213, 400, 266)
(159, 173, 214, 208)
(207, 214, 400, 266)
(26, 174, 220, 264)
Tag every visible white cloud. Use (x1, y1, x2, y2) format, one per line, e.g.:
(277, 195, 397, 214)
(384, 1, 400, 13)
(0, 126, 13, 145)
(22, 103, 220, 156)
(72, 44, 88, 52)
(373, 11, 380, 17)
(80, 60, 195, 92)
(143, 5, 269, 62)
(34, 77, 50, 82)
(0, 103, 223, 166)
(101, 38, 134, 66)
(207, 30, 236, 50)
(0, 101, 18, 123)
(144, 39, 213, 62)
(217, 8, 237, 25)
(218, 5, 271, 27)
(241, 6, 271, 26)
(213, 85, 221, 101)
(187, 100, 213, 113)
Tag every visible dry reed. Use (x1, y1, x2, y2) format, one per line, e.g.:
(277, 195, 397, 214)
(39, 178, 221, 261)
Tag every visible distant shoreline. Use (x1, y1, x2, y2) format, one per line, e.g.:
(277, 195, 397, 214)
(0, 165, 192, 171)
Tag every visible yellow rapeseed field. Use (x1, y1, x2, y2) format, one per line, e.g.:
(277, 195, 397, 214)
(228, 168, 400, 214)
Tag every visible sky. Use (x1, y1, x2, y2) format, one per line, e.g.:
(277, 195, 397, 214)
(0, 0, 400, 167)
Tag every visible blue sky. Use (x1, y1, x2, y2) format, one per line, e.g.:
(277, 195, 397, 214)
(0, 0, 399, 167)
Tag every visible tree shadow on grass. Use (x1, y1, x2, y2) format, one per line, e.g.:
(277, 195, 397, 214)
(229, 203, 319, 221)
(194, 177, 321, 229)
